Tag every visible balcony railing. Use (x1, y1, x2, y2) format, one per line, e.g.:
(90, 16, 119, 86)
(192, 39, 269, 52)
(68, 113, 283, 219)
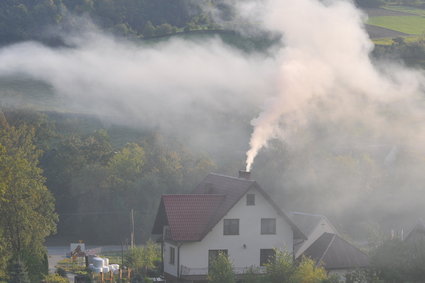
(180, 265, 266, 276)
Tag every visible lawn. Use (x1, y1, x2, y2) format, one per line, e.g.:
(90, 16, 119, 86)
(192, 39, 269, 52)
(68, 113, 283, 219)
(367, 15, 425, 35)
(384, 5, 425, 16)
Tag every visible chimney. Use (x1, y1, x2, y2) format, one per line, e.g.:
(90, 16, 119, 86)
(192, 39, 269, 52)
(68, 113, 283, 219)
(238, 170, 251, 180)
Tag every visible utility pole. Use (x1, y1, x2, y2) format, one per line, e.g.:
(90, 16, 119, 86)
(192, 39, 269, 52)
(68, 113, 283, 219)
(130, 209, 135, 248)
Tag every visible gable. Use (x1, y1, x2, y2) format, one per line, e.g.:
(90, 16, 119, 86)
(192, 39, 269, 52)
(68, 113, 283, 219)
(194, 173, 306, 240)
(290, 212, 338, 238)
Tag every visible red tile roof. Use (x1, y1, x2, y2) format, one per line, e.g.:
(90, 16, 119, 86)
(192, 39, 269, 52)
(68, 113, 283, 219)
(161, 194, 225, 241)
(152, 173, 306, 241)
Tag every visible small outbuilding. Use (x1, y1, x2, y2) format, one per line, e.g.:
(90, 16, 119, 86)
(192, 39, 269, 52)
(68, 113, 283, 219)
(301, 232, 369, 279)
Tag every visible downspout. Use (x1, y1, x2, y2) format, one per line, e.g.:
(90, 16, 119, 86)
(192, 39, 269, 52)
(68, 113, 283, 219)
(161, 240, 164, 274)
(177, 243, 182, 278)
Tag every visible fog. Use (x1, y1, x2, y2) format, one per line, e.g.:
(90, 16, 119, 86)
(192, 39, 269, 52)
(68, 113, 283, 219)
(1, 0, 425, 237)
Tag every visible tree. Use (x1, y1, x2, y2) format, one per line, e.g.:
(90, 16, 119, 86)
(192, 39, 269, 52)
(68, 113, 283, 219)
(371, 238, 408, 282)
(264, 250, 294, 283)
(207, 252, 235, 283)
(0, 123, 57, 281)
(108, 142, 145, 184)
(241, 266, 266, 283)
(156, 23, 175, 36)
(142, 21, 156, 37)
(8, 259, 30, 283)
(291, 256, 327, 283)
(124, 240, 160, 276)
(43, 273, 69, 283)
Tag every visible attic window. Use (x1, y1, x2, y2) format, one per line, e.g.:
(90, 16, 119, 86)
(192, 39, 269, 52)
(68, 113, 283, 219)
(247, 194, 255, 205)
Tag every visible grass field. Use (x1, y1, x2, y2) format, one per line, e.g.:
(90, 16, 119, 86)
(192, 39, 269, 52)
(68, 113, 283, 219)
(385, 5, 425, 16)
(367, 15, 425, 35)
(372, 35, 422, 45)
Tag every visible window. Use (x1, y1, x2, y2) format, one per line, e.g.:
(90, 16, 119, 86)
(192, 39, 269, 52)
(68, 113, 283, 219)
(169, 246, 175, 265)
(223, 219, 239, 235)
(261, 218, 276, 234)
(246, 194, 255, 205)
(260, 249, 275, 266)
(208, 249, 228, 269)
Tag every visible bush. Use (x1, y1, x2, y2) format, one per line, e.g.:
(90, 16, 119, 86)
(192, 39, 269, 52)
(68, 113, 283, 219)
(291, 256, 327, 283)
(43, 273, 69, 283)
(264, 250, 294, 283)
(207, 252, 235, 283)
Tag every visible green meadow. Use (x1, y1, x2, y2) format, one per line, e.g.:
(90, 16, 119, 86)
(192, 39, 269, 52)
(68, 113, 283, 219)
(384, 5, 425, 16)
(367, 15, 425, 35)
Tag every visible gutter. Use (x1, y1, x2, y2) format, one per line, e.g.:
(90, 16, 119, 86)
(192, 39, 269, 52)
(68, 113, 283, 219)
(177, 243, 182, 278)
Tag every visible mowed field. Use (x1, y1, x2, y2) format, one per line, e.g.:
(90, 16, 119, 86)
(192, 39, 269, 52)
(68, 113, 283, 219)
(365, 5, 425, 41)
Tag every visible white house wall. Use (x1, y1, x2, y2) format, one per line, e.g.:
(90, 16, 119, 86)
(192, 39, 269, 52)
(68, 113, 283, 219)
(163, 241, 178, 277)
(177, 187, 294, 273)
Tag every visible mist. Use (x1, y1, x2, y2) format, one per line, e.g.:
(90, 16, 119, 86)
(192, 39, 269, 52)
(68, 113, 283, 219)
(1, 0, 425, 237)
(0, 26, 276, 156)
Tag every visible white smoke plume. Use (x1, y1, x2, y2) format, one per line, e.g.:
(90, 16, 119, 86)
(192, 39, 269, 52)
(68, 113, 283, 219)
(244, 0, 425, 171)
(0, 27, 277, 155)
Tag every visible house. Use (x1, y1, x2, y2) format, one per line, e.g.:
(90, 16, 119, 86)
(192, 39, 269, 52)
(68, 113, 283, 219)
(291, 212, 369, 278)
(300, 232, 369, 279)
(289, 211, 339, 259)
(151, 171, 306, 282)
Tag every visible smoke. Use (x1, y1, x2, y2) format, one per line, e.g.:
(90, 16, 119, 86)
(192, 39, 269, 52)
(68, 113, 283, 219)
(0, 25, 278, 155)
(1, 0, 425, 234)
(244, 0, 425, 171)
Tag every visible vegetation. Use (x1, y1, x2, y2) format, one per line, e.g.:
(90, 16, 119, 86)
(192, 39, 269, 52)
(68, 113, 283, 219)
(4, 109, 216, 244)
(206, 250, 333, 283)
(0, 0, 223, 44)
(7, 259, 30, 283)
(368, 16, 425, 35)
(373, 36, 425, 67)
(371, 237, 425, 282)
(291, 257, 327, 283)
(208, 252, 235, 283)
(0, 115, 57, 282)
(124, 240, 160, 276)
(42, 273, 69, 283)
(0, 108, 216, 280)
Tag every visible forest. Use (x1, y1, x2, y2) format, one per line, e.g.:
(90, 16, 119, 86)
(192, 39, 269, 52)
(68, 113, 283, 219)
(0, 109, 220, 280)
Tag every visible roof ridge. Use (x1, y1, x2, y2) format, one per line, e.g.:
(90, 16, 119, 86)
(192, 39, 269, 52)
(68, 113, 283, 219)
(208, 172, 256, 182)
(162, 193, 226, 197)
(290, 211, 325, 218)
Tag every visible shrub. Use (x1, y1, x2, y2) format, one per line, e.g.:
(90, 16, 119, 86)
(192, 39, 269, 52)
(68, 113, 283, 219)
(207, 252, 235, 283)
(43, 273, 69, 283)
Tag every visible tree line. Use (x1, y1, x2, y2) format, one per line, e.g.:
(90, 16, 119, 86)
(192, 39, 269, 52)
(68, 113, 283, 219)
(0, 108, 215, 281)
(0, 0, 223, 44)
